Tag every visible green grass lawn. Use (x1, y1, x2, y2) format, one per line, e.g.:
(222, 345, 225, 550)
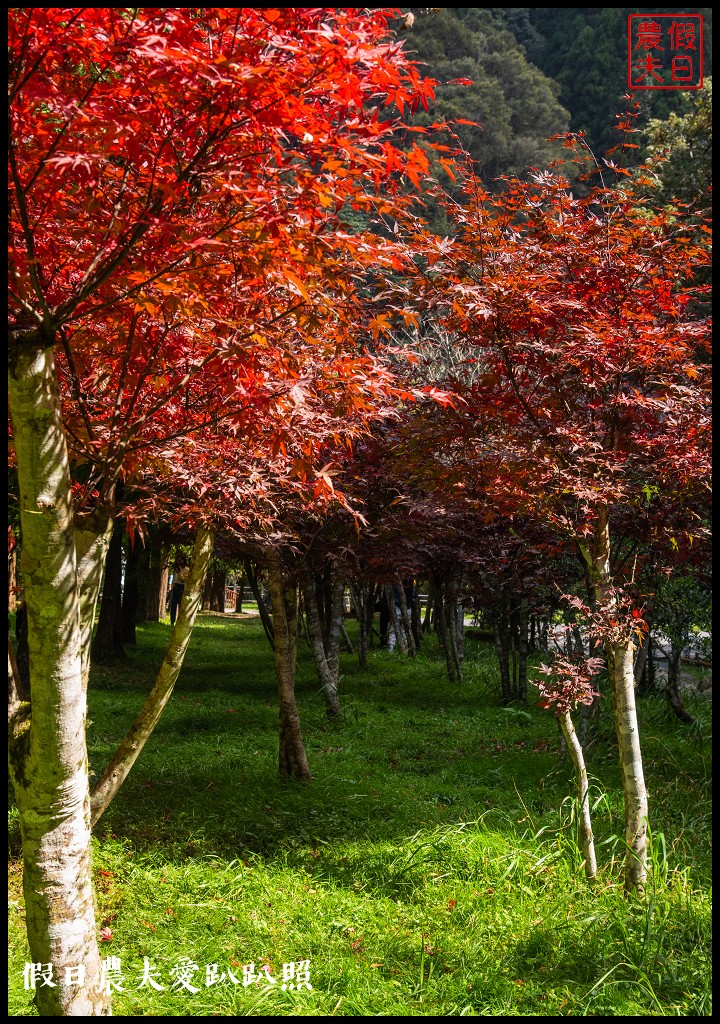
(8, 615, 712, 1015)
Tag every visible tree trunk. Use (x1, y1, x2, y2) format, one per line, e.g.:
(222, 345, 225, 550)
(581, 505, 648, 894)
(326, 574, 345, 679)
(351, 581, 376, 668)
(397, 582, 416, 657)
(267, 554, 312, 780)
(121, 527, 141, 645)
(339, 620, 354, 654)
(411, 585, 423, 650)
(493, 600, 512, 704)
(666, 639, 694, 724)
(577, 565, 601, 741)
(559, 710, 597, 883)
(454, 594, 465, 665)
(386, 583, 408, 654)
(91, 516, 125, 665)
(444, 591, 463, 681)
(74, 509, 114, 686)
(243, 559, 275, 650)
(90, 526, 215, 825)
(8, 338, 110, 1014)
(518, 594, 529, 704)
(610, 638, 649, 893)
(201, 565, 213, 611)
(633, 592, 655, 687)
(210, 565, 226, 612)
(509, 597, 519, 699)
(144, 533, 168, 622)
(441, 571, 464, 682)
(301, 569, 341, 719)
(349, 583, 367, 668)
(423, 578, 434, 634)
(366, 582, 379, 650)
(435, 588, 451, 676)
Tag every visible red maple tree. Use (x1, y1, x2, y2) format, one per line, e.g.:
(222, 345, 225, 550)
(418, 131, 711, 892)
(8, 8, 437, 1013)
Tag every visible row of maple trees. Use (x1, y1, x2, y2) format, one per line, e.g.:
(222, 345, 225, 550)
(8, 8, 711, 1016)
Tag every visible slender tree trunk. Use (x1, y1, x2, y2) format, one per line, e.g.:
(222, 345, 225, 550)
(201, 564, 213, 611)
(243, 559, 275, 650)
(577, 565, 601, 742)
(518, 594, 529, 704)
(610, 639, 649, 893)
(92, 516, 126, 665)
(322, 575, 334, 647)
(144, 533, 167, 622)
(234, 575, 245, 613)
(509, 598, 519, 700)
(267, 554, 311, 780)
(444, 589, 463, 682)
(423, 578, 434, 634)
(74, 510, 114, 679)
(301, 570, 340, 719)
(436, 587, 460, 680)
(493, 601, 512, 704)
(350, 583, 368, 668)
(90, 526, 215, 825)
(326, 575, 345, 679)
(397, 583, 416, 657)
(386, 584, 408, 654)
(339, 620, 354, 654)
(8, 338, 110, 1014)
(411, 586, 422, 650)
(581, 505, 648, 894)
(365, 582, 379, 650)
(539, 615, 549, 651)
(454, 593, 464, 665)
(434, 587, 446, 652)
(352, 580, 378, 667)
(559, 710, 597, 882)
(131, 543, 151, 625)
(210, 565, 226, 612)
(121, 527, 141, 645)
(666, 639, 694, 724)
(633, 592, 655, 687)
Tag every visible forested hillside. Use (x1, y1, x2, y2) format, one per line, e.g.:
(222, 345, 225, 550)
(401, 7, 713, 175)
(402, 8, 570, 184)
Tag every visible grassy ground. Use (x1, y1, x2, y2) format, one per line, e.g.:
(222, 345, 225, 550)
(8, 614, 712, 1016)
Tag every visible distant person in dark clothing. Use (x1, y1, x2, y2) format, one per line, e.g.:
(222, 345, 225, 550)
(169, 553, 190, 626)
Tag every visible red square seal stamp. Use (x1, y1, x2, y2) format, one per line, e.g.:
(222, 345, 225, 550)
(628, 14, 704, 89)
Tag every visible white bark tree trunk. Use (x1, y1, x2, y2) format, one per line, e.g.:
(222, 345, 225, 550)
(301, 569, 341, 719)
(580, 505, 648, 894)
(75, 512, 114, 689)
(559, 710, 597, 882)
(267, 553, 312, 780)
(610, 638, 649, 892)
(8, 339, 110, 1014)
(90, 525, 215, 825)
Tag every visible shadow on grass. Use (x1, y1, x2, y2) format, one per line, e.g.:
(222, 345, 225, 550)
(10, 615, 712, 886)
